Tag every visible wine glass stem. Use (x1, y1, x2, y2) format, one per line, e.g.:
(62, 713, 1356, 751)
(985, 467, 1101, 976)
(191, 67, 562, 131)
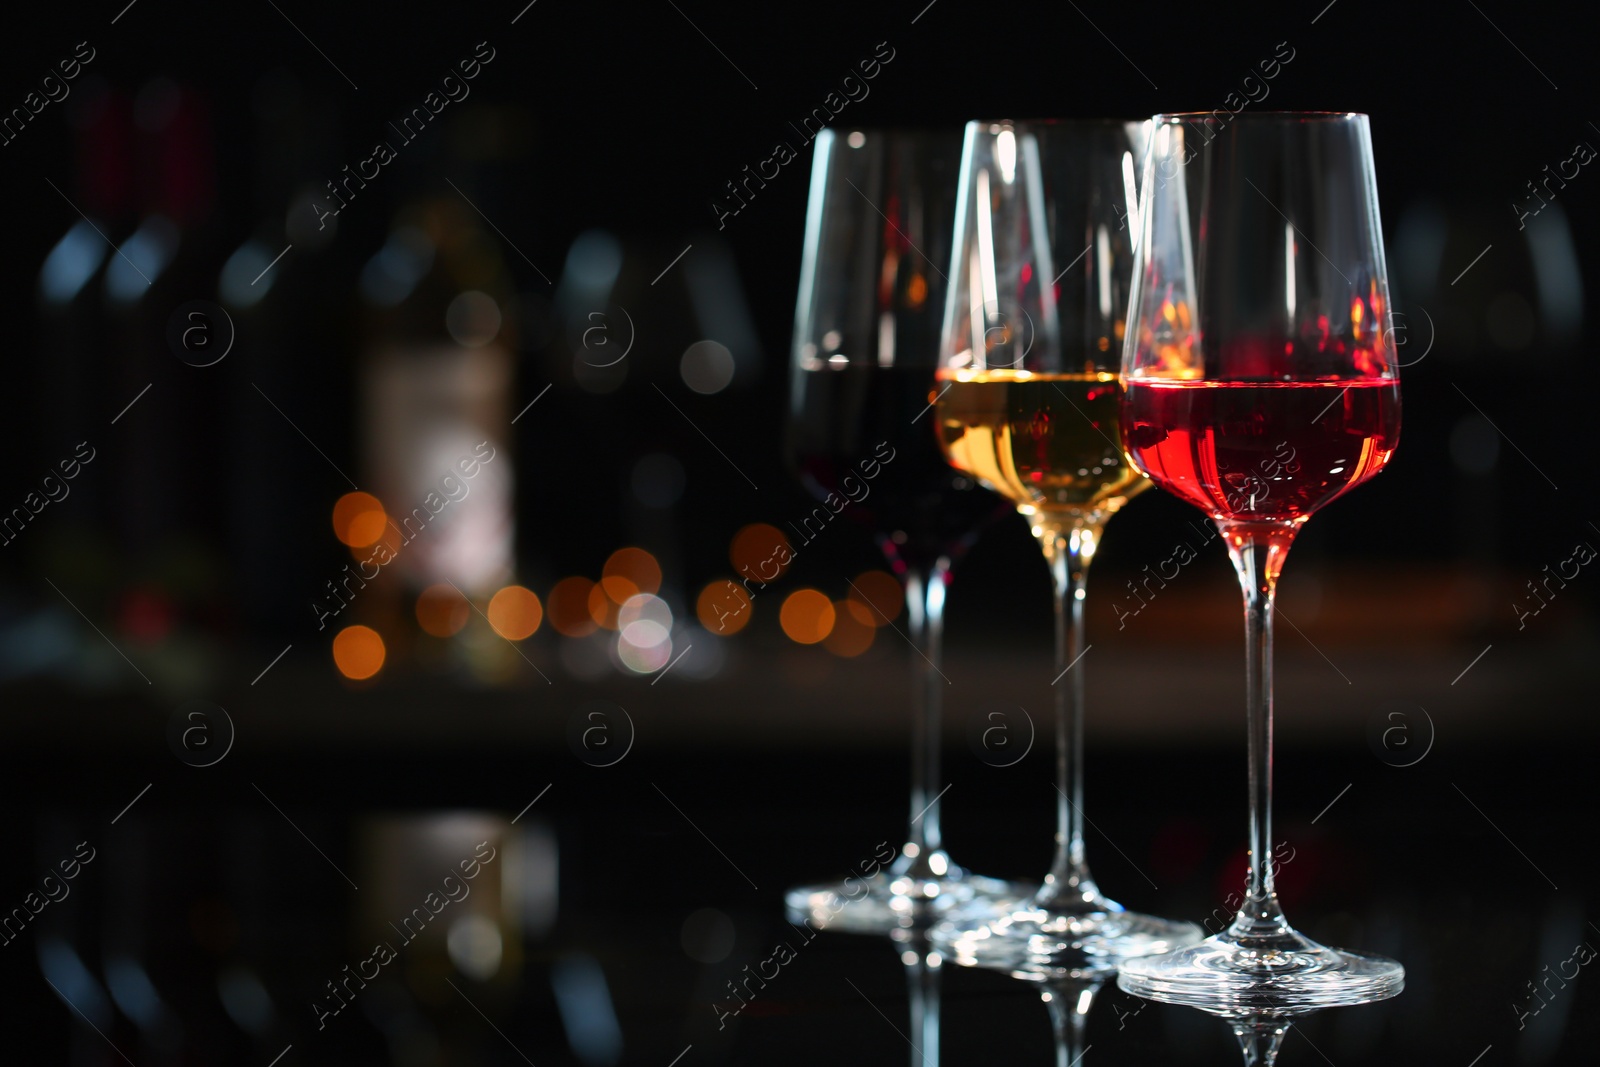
(1233, 1019, 1291, 1066)
(905, 941, 941, 1067)
(1223, 524, 1296, 933)
(1035, 516, 1102, 906)
(1044, 985, 1093, 1067)
(903, 557, 951, 868)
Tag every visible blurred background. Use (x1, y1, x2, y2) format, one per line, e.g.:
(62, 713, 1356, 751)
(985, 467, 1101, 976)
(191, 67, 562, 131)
(0, 0, 1596, 1063)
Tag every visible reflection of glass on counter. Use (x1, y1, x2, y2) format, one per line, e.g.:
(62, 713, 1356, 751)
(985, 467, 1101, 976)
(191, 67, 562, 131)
(356, 812, 557, 991)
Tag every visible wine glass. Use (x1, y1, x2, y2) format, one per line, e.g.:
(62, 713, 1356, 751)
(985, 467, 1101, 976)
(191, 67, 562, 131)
(1116, 112, 1404, 1009)
(930, 119, 1200, 977)
(1041, 976, 1102, 1067)
(784, 127, 1024, 932)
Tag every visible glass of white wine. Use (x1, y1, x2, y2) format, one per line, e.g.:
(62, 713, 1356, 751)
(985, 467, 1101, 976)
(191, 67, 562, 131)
(931, 119, 1200, 978)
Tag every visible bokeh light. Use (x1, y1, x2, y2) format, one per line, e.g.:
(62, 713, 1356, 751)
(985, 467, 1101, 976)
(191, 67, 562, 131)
(351, 518, 404, 563)
(617, 593, 673, 673)
(548, 577, 599, 637)
(824, 599, 875, 657)
(332, 492, 387, 548)
(415, 583, 470, 637)
(672, 623, 725, 678)
(601, 547, 661, 604)
(588, 582, 622, 631)
(445, 290, 502, 347)
(333, 625, 385, 680)
(779, 589, 835, 645)
(487, 585, 543, 640)
(680, 339, 735, 394)
(729, 523, 792, 581)
(846, 570, 903, 627)
(696, 581, 752, 635)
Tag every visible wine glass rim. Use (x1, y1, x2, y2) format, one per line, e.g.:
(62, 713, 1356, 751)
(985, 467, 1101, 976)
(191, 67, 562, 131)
(1152, 110, 1368, 123)
(965, 116, 1151, 129)
(825, 124, 966, 136)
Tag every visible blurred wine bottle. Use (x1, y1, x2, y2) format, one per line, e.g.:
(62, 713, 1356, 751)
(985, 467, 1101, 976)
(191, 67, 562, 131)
(26, 79, 132, 603)
(223, 69, 360, 637)
(356, 110, 519, 678)
(41, 78, 131, 456)
(88, 78, 233, 689)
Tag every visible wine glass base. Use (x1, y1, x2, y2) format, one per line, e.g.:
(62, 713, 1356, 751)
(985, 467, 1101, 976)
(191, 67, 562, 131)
(1116, 931, 1405, 1014)
(785, 869, 1031, 935)
(935, 903, 1203, 981)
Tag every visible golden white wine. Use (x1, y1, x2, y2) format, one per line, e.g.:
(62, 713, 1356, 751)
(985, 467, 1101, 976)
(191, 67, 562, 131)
(935, 369, 1148, 515)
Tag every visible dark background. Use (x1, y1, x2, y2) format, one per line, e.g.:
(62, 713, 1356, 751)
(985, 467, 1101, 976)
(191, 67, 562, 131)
(0, 0, 1595, 1064)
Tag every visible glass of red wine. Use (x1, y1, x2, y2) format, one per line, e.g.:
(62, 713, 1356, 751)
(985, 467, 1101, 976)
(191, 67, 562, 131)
(1115, 113, 1405, 1012)
(784, 127, 1024, 932)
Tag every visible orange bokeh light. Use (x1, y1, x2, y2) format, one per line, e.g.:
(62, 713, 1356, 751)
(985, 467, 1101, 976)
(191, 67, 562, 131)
(600, 575, 639, 605)
(729, 523, 792, 581)
(548, 577, 599, 637)
(846, 570, 903, 627)
(779, 589, 835, 645)
(351, 516, 403, 563)
(587, 582, 622, 630)
(824, 599, 875, 657)
(415, 583, 470, 637)
(333, 625, 386, 680)
(488, 585, 543, 640)
(332, 492, 388, 548)
(604, 547, 661, 599)
(696, 580, 752, 635)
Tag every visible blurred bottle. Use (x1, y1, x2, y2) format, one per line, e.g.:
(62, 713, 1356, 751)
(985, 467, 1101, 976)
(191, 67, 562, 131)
(17, 79, 134, 615)
(355, 117, 518, 676)
(40, 79, 133, 449)
(90, 79, 232, 684)
(222, 69, 360, 637)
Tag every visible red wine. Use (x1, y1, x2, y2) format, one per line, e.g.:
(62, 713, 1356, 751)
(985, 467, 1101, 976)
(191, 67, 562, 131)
(787, 364, 1006, 567)
(1121, 379, 1400, 522)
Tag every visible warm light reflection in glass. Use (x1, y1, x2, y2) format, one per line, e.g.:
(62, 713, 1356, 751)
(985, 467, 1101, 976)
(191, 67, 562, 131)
(780, 589, 835, 645)
(488, 585, 543, 640)
(333, 625, 386, 680)
(548, 578, 599, 637)
(332, 492, 388, 548)
(415, 583, 470, 637)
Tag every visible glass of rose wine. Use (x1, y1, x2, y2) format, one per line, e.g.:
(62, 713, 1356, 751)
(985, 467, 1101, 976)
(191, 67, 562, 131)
(784, 127, 1024, 932)
(1115, 112, 1405, 1011)
(930, 119, 1199, 978)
